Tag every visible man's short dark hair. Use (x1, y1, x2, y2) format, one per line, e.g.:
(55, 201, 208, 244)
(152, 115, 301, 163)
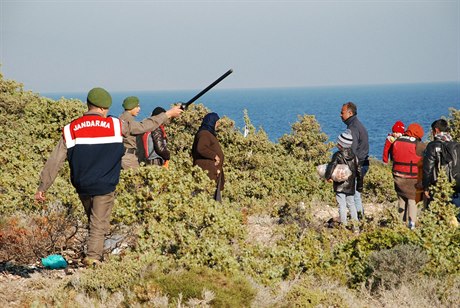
(343, 102, 357, 115)
(431, 119, 449, 132)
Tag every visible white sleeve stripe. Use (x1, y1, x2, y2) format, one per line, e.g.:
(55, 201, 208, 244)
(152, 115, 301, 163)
(74, 136, 123, 145)
(63, 124, 76, 148)
(112, 118, 122, 136)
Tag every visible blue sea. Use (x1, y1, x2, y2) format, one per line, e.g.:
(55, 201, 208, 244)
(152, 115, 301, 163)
(43, 82, 459, 159)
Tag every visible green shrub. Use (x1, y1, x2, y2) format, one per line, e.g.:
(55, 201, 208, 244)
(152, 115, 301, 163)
(140, 266, 255, 307)
(367, 244, 429, 292)
(417, 170, 460, 276)
(0, 73, 84, 215)
(114, 164, 245, 272)
(70, 251, 162, 293)
(332, 226, 418, 287)
(447, 107, 460, 140)
(363, 159, 397, 203)
(240, 223, 334, 285)
(279, 114, 334, 165)
(284, 275, 360, 307)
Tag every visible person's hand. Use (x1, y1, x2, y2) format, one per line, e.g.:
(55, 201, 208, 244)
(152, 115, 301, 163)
(327, 179, 333, 183)
(424, 190, 431, 199)
(35, 191, 46, 202)
(214, 155, 220, 166)
(165, 105, 183, 118)
(163, 160, 169, 169)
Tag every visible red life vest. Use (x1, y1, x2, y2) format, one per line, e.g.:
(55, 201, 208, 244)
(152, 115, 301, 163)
(391, 136, 421, 178)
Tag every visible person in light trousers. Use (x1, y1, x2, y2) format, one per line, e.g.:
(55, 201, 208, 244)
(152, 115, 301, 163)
(325, 129, 363, 232)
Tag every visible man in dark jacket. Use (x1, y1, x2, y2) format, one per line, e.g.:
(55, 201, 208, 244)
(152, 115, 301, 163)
(341, 102, 369, 218)
(423, 119, 460, 207)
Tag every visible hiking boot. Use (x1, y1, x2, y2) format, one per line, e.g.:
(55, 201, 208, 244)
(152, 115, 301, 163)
(408, 222, 415, 230)
(82, 257, 101, 268)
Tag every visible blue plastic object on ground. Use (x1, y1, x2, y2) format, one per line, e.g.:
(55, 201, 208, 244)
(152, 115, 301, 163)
(41, 254, 67, 269)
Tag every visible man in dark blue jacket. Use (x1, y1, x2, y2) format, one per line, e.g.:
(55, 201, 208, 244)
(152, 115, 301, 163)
(341, 102, 369, 218)
(35, 87, 182, 266)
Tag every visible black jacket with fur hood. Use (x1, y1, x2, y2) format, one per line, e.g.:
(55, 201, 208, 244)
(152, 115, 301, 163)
(325, 147, 363, 195)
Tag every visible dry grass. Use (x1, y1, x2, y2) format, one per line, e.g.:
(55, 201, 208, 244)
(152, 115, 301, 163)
(367, 276, 460, 308)
(0, 267, 69, 307)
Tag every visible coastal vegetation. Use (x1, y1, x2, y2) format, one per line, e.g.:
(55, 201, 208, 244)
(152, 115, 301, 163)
(1, 72, 459, 307)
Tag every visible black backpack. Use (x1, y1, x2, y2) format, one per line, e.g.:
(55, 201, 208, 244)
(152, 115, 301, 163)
(443, 141, 460, 193)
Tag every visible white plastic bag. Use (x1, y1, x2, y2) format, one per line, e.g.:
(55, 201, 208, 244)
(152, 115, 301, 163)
(316, 164, 352, 182)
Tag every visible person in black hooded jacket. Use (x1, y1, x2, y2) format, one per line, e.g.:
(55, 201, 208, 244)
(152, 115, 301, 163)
(325, 129, 363, 230)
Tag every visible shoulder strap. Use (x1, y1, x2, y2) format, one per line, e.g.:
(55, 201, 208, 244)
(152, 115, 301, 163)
(142, 132, 152, 159)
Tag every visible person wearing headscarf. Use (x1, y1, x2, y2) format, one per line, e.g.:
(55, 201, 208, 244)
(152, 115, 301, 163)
(191, 112, 225, 201)
(390, 123, 426, 229)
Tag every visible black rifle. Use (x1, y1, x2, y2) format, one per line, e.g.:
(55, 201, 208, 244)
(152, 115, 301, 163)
(180, 69, 233, 110)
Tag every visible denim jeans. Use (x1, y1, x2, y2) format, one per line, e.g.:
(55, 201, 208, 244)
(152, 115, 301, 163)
(355, 163, 369, 216)
(336, 192, 358, 226)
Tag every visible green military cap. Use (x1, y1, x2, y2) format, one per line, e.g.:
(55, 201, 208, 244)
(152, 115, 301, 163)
(123, 96, 140, 110)
(87, 87, 112, 108)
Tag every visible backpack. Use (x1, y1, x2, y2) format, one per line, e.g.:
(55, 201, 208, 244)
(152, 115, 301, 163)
(443, 141, 460, 192)
(136, 132, 162, 162)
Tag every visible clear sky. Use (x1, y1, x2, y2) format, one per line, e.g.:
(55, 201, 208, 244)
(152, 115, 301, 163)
(1, 0, 459, 93)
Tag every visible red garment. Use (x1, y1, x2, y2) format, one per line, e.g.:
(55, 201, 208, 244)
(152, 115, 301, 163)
(392, 121, 405, 134)
(391, 136, 422, 179)
(382, 134, 396, 163)
(405, 123, 424, 140)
